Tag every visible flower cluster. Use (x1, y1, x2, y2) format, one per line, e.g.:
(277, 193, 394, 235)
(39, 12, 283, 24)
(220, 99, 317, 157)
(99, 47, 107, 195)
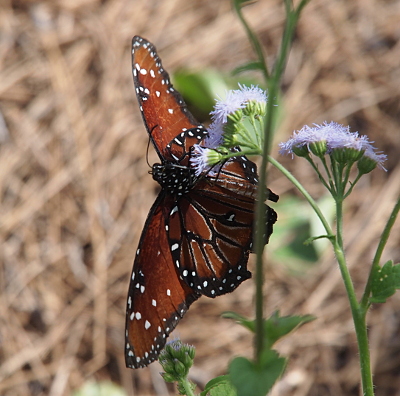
(205, 84, 267, 148)
(159, 339, 196, 383)
(190, 84, 268, 175)
(279, 122, 387, 173)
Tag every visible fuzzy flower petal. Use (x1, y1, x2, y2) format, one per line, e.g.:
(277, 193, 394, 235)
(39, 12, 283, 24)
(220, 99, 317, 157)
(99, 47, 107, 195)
(204, 121, 224, 148)
(210, 84, 267, 125)
(190, 145, 212, 176)
(279, 122, 349, 156)
(280, 121, 387, 170)
(363, 147, 387, 170)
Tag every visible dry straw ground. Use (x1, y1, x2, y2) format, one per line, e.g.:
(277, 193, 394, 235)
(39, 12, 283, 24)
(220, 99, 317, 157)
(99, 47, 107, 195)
(1, 0, 400, 395)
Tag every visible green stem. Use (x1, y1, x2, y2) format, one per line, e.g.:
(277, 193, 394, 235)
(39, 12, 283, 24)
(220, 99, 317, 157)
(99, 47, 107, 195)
(305, 156, 334, 192)
(335, 200, 374, 396)
(342, 163, 353, 196)
(343, 171, 363, 199)
(179, 377, 195, 396)
(361, 196, 400, 309)
(320, 156, 336, 193)
(269, 156, 334, 236)
(233, 0, 269, 81)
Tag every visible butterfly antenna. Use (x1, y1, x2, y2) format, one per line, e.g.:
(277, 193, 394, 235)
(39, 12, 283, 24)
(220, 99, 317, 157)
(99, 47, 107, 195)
(145, 137, 152, 168)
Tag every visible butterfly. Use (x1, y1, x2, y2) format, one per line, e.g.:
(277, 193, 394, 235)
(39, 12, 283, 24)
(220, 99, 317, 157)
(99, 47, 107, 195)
(125, 36, 278, 369)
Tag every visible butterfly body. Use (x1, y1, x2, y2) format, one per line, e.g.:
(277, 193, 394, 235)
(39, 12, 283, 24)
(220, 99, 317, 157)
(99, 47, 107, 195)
(152, 162, 197, 196)
(126, 36, 278, 369)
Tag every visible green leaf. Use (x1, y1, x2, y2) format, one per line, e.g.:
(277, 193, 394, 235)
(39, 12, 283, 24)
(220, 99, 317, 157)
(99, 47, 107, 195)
(222, 311, 315, 348)
(370, 260, 400, 303)
(229, 352, 286, 396)
(221, 311, 255, 332)
(232, 61, 264, 75)
(263, 311, 316, 348)
(173, 70, 228, 116)
(201, 375, 237, 396)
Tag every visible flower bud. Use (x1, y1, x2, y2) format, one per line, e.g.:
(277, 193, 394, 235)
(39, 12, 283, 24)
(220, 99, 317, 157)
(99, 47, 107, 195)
(357, 155, 377, 174)
(332, 147, 364, 164)
(309, 140, 327, 157)
(292, 145, 309, 157)
(161, 372, 176, 383)
(173, 359, 188, 377)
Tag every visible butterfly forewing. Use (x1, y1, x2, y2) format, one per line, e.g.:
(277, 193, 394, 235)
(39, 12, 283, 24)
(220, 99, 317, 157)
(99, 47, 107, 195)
(132, 36, 207, 164)
(125, 194, 200, 368)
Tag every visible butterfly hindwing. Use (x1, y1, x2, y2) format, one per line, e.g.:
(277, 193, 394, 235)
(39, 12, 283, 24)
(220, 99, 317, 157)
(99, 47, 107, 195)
(125, 193, 200, 369)
(165, 156, 277, 298)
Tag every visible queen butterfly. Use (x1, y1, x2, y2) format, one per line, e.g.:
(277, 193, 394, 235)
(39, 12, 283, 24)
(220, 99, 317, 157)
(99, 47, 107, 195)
(125, 36, 278, 369)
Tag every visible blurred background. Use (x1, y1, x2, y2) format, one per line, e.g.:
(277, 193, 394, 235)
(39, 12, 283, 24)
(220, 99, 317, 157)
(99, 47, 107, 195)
(0, 0, 399, 395)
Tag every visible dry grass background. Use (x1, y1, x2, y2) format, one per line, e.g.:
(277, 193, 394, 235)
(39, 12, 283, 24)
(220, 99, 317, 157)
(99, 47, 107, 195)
(0, 0, 400, 395)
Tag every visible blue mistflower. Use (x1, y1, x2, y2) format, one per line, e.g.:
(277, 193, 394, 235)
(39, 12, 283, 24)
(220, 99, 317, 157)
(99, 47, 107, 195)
(279, 122, 387, 171)
(205, 84, 267, 148)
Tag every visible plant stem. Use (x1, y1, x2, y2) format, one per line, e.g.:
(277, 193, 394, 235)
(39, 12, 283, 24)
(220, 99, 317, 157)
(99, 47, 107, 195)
(273, 154, 375, 395)
(361, 196, 400, 309)
(335, 199, 374, 396)
(269, 156, 333, 237)
(179, 377, 195, 396)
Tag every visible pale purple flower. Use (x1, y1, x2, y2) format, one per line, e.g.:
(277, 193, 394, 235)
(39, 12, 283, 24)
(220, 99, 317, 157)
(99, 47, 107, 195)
(204, 121, 224, 148)
(363, 147, 387, 170)
(279, 122, 350, 155)
(205, 85, 267, 149)
(190, 145, 212, 176)
(210, 84, 267, 124)
(279, 121, 387, 170)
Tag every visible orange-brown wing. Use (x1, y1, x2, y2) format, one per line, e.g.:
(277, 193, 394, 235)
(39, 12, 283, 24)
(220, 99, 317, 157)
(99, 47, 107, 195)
(125, 192, 200, 369)
(132, 36, 207, 165)
(165, 155, 278, 298)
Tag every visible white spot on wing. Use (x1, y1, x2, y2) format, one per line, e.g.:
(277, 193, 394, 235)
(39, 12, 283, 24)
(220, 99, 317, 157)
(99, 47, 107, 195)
(171, 243, 179, 251)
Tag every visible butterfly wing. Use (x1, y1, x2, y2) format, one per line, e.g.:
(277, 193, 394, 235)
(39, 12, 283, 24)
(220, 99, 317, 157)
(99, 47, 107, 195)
(166, 155, 278, 298)
(132, 36, 207, 164)
(127, 36, 279, 368)
(125, 192, 200, 369)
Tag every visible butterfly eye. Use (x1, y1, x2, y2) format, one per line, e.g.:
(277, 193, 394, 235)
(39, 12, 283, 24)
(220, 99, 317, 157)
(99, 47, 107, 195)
(125, 36, 278, 369)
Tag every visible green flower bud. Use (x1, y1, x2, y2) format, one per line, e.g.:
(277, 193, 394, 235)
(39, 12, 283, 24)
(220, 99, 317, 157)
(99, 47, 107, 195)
(173, 359, 188, 377)
(243, 100, 266, 117)
(357, 154, 378, 174)
(205, 149, 224, 166)
(161, 372, 176, 383)
(292, 145, 309, 157)
(309, 140, 327, 157)
(332, 147, 364, 164)
(227, 109, 243, 124)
